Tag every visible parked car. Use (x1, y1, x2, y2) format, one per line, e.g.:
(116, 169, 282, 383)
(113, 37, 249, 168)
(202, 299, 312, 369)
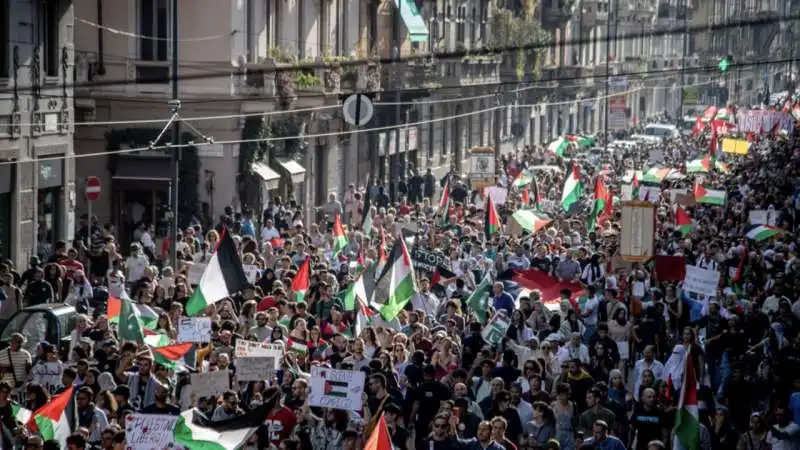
(0, 304, 77, 357)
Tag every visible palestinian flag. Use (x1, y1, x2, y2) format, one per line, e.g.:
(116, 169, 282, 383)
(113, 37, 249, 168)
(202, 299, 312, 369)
(370, 236, 416, 321)
(513, 169, 532, 188)
(686, 157, 711, 173)
(673, 350, 699, 450)
(339, 262, 376, 311)
(291, 257, 311, 302)
(362, 182, 374, 236)
(587, 177, 610, 231)
(715, 160, 730, 174)
(174, 397, 277, 450)
(560, 163, 582, 213)
(440, 198, 452, 227)
(642, 167, 676, 184)
(465, 275, 492, 323)
(286, 338, 308, 355)
(323, 379, 350, 398)
(547, 137, 570, 157)
(143, 330, 171, 348)
(118, 296, 146, 344)
(332, 215, 348, 258)
(693, 184, 726, 206)
(26, 385, 73, 446)
(186, 229, 249, 316)
(485, 195, 500, 237)
(715, 107, 732, 121)
(107, 296, 158, 330)
(12, 403, 32, 426)
(364, 414, 393, 450)
(566, 134, 595, 148)
(701, 105, 718, 121)
(511, 210, 551, 233)
(350, 298, 377, 337)
(746, 225, 783, 241)
(438, 178, 451, 212)
(152, 343, 193, 370)
(675, 206, 693, 236)
(521, 188, 531, 206)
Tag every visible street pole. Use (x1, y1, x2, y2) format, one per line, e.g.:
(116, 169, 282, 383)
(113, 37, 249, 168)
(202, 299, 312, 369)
(603, 0, 613, 151)
(678, 0, 688, 118)
(393, 1, 402, 183)
(169, 0, 181, 269)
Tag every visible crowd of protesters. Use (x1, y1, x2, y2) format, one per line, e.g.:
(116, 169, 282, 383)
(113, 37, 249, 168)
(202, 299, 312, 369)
(0, 106, 799, 450)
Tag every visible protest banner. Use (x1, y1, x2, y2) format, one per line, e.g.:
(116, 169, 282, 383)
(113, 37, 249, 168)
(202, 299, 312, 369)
(308, 367, 366, 412)
(124, 414, 180, 450)
(235, 340, 283, 359)
(410, 246, 451, 272)
(177, 317, 212, 343)
(237, 356, 278, 381)
(242, 264, 260, 284)
(682, 265, 721, 297)
(619, 201, 655, 262)
(482, 312, 511, 346)
(190, 370, 230, 398)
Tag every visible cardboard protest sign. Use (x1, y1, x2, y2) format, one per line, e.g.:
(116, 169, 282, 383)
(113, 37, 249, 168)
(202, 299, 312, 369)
(177, 317, 212, 343)
(190, 370, 230, 398)
(308, 367, 365, 412)
(124, 414, 180, 450)
(237, 357, 278, 381)
(682, 265, 720, 297)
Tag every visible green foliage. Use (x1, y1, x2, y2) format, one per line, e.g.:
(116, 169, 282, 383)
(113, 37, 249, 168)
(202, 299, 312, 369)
(104, 127, 199, 228)
(237, 118, 272, 210)
(294, 72, 322, 88)
(270, 116, 306, 157)
(265, 47, 297, 63)
(490, 8, 550, 81)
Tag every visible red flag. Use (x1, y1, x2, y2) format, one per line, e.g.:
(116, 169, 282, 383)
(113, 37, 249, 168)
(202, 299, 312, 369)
(512, 269, 585, 307)
(363, 414, 392, 450)
(691, 116, 705, 135)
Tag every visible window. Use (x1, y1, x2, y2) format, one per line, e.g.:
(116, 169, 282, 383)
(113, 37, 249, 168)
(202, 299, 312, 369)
(456, 6, 466, 43)
(470, 8, 477, 44)
(245, 0, 255, 61)
(0, 0, 8, 78)
(41, 0, 60, 77)
(139, 0, 169, 61)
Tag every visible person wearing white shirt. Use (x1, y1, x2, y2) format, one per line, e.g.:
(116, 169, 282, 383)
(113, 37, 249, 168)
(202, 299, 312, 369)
(768, 405, 800, 450)
(565, 332, 590, 365)
(124, 244, 150, 283)
(511, 384, 534, 424)
(632, 345, 666, 396)
(581, 286, 601, 344)
(260, 219, 280, 242)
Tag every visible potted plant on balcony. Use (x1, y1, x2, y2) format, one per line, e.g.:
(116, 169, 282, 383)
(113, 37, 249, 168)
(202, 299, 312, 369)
(276, 70, 297, 110)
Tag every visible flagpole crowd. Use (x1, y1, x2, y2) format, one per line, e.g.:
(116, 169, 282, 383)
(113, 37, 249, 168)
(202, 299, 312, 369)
(1, 104, 800, 450)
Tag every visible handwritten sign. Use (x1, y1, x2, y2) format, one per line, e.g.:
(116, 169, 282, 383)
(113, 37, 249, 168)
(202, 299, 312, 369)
(682, 265, 720, 298)
(190, 370, 230, 398)
(237, 356, 278, 381)
(235, 340, 283, 360)
(125, 414, 180, 450)
(243, 264, 260, 284)
(177, 317, 212, 343)
(309, 367, 366, 412)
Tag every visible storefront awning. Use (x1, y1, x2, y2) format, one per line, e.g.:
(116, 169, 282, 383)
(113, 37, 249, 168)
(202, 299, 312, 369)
(113, 157, 172, 185)
(252, 162, 280, 191)
(392, 0, 429, 42)
(277, 158, 306, 184)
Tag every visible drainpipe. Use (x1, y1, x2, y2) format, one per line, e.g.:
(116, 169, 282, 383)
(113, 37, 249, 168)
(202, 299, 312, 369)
(96, 0, 106, 74)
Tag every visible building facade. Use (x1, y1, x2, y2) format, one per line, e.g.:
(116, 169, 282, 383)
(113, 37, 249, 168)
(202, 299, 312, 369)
(0, 0, 76, 264)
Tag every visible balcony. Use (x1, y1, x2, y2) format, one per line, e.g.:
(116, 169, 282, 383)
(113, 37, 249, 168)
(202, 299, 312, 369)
(403, 60, 440, 88)
(541, 0, 576, 30)
(624, 0, 656, 20)
(621, 57, 648, 76)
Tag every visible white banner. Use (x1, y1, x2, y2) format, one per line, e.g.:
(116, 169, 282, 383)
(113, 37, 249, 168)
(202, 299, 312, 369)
(124, 414, 180, 450)
(235, 340, 283, 362)
(190, 370, 230, 398)
(308, 367, 365, 412)
(177, 318, 212, 343)
(682, 265, 720, 297)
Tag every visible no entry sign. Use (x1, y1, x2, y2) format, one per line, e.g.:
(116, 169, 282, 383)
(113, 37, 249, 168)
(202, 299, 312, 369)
(85, 176, 101, 201)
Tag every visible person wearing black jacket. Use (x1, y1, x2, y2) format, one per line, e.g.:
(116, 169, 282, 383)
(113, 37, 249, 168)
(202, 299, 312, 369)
(22, 268, 54, 306)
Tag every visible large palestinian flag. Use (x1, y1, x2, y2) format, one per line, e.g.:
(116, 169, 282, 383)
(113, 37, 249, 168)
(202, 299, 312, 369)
(370, 237, 417, 321)
(185, 229, 249, 315)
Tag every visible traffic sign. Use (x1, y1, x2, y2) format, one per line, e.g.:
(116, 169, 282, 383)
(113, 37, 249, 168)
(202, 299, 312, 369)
(342, 93, 374, 126)
(85, 176, 101, 201)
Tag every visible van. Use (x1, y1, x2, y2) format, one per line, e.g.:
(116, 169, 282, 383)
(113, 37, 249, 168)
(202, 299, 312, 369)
(0, 304, 77, 357)
(643, 123, 680, 140)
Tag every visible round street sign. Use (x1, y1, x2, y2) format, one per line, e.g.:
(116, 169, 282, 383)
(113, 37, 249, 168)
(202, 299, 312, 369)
(85, 176, 101, 201)
(342, 93, 374, 126)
